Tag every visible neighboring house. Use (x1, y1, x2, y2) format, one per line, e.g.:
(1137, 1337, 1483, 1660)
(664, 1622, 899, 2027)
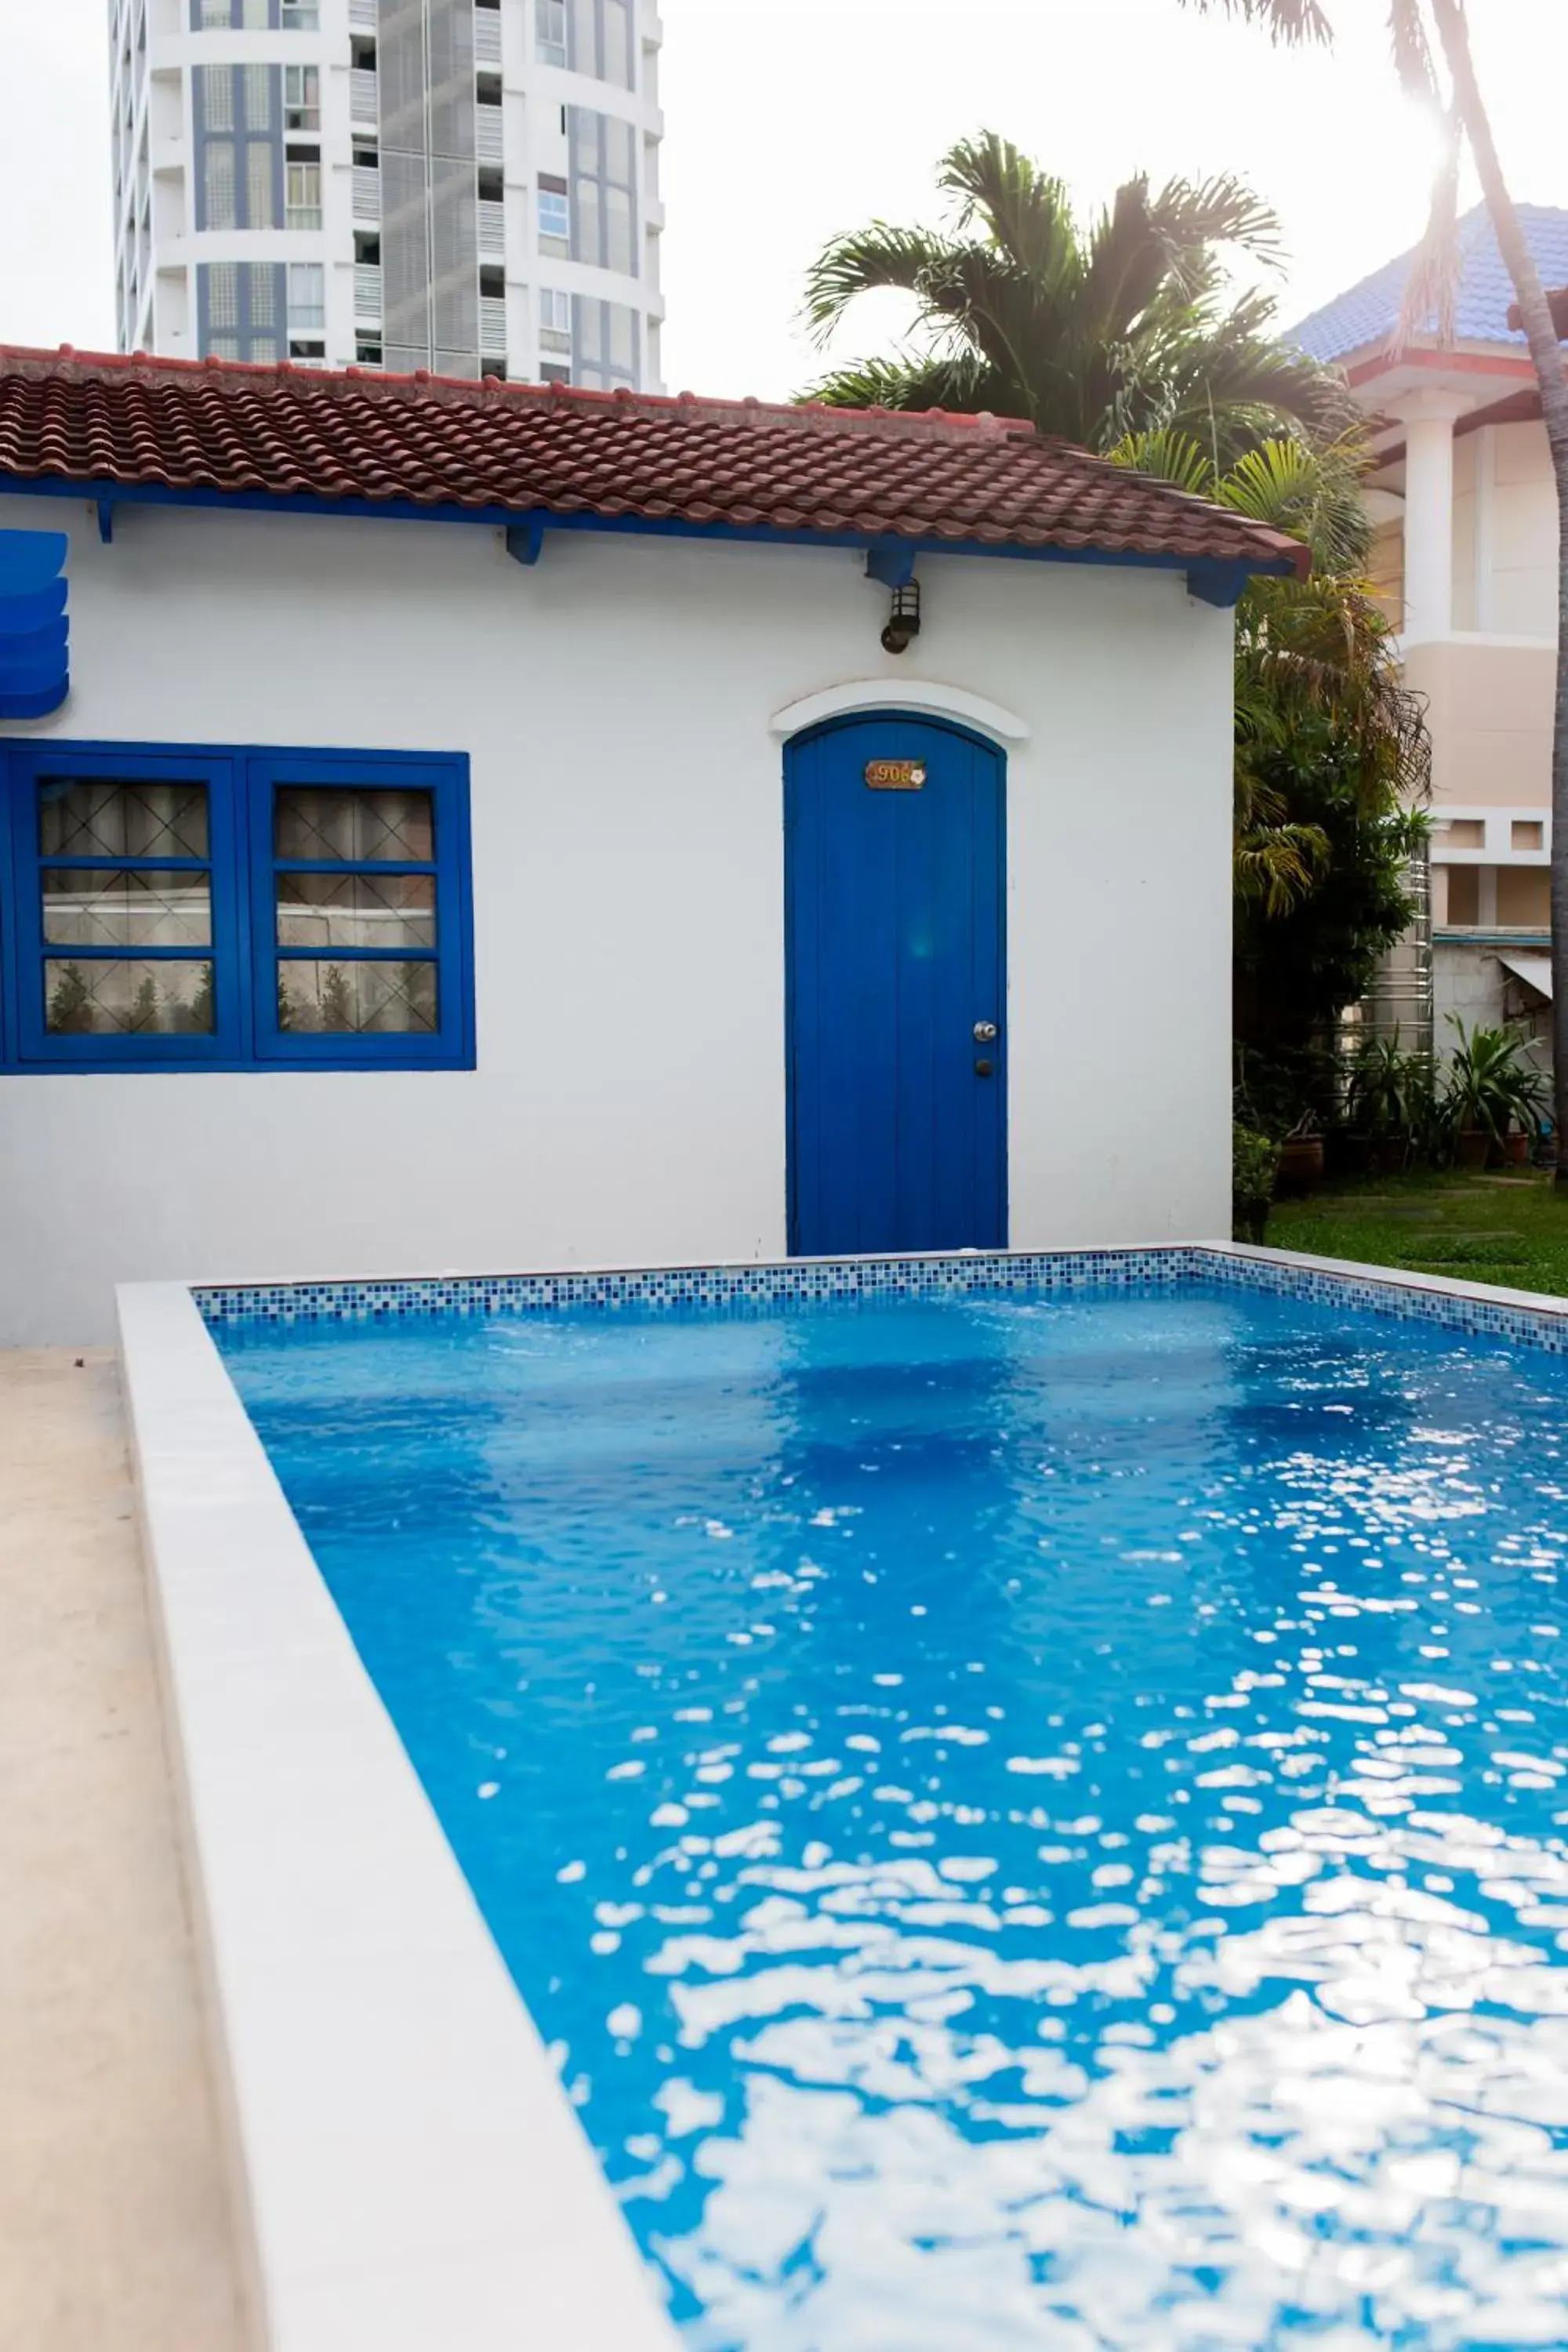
(0, 348, 1301, 1344)
(109, 0, 665, 390)
(1294, 205, 1568, 1059)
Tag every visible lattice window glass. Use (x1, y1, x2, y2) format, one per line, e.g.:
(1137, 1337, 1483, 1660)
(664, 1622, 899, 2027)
(244, 64, 273, 130)
(201, 62, 234, 130)
(0, 746, 474, 1071)
(273, 786, 440, 1036)
(203, 141, 237, 229)
(247, 142, 276, 229)
(206, 261, 241, 330)
(37, 779, 215, 1038)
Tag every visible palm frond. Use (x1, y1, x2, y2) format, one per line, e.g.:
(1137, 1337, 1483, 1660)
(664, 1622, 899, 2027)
(1105, 428, 1217, 496)
(1176, 0, 1334, 42)
(1234, 822, 1331, 916)
(800, 350, 1006, 415)
(936, 132, 1076, 283)
(1386, 0, 1441, 100)
(1393, 104, 1462, 349)
(1146, 172, 1286, 280)
(1218, 430, 1373, 570)
(800, 225, 966, 347)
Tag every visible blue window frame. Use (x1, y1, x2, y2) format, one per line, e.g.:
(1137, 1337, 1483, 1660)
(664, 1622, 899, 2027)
(0, 741, 474, 1073)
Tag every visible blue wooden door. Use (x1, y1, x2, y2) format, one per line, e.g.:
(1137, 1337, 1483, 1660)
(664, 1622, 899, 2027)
(786, 714, 1007, 1257)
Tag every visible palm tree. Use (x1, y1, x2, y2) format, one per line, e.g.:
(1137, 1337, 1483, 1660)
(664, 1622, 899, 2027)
(801, 132, 1343, 459)
(1112, 426, 1430, 1042)
(1181, 0, 1568, 1168)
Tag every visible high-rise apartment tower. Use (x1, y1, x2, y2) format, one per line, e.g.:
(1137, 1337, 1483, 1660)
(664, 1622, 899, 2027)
(108, 0, 665, 390)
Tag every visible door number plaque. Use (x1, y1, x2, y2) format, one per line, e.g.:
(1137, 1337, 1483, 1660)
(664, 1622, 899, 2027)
(865, 760, 927, 791)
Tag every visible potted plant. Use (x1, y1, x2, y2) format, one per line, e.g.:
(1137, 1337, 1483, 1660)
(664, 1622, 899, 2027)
(1441, 1018, 1548, 1171)
(1273, 1109, 1323, 1199)
(1343, 1033, 1423, 1178)
(1232, 1123, 1279, 1243)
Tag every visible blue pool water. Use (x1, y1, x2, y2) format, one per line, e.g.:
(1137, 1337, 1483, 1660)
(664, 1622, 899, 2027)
(216, 1280, 1568, 2352)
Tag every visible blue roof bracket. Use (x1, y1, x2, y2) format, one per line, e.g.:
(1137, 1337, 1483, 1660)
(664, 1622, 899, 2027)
(1186, 559, 1257, 609)
(864, 539, 919, 590)
(96, 498, 115, 545)
(505, 515, 547, 567)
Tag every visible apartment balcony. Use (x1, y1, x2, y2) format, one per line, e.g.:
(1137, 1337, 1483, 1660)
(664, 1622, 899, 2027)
(350, 67, 379, 126)
(480, 296, 507, 353)
(348, 0, 376, 24)
(352, 165, 380, 223)
(474, 8, 503, 66)
(475, 103, 503, 166)
(354, 263, 383, 320)
(477, 198, 505, 260)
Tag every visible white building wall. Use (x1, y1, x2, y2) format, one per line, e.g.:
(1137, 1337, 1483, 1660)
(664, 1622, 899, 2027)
(1489, 421, 1560, 641)
(0, 497, 1234, 1343)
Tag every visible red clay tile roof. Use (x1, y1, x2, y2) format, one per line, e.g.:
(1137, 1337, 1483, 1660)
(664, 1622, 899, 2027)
(0, 346, 1308, 579)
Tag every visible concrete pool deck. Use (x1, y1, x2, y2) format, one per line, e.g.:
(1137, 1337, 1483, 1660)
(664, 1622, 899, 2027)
(0, 1348, 246, 2352)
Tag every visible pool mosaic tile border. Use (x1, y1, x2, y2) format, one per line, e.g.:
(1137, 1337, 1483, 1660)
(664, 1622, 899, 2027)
(1207, 1245, 1568, 1352)
(195, 1243, 1568, 1355)
(196, 1247, 1201, 1327)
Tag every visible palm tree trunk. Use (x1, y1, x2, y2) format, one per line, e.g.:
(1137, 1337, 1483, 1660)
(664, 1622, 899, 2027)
(1428, 0, 1568, 1181)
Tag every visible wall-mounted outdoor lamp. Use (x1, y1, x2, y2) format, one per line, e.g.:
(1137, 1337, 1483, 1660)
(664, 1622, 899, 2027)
(864, 541, 923, 656)
(880, 581, 923, 656)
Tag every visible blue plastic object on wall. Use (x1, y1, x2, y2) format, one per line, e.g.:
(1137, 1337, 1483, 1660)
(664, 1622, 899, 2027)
(0, 532, 69, 720)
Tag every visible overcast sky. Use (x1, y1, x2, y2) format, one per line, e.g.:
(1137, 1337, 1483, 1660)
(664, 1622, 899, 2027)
(2, 0, 1566, 399)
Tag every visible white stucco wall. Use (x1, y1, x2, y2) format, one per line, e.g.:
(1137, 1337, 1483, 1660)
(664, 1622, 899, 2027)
(0, 496, 1236, 1342)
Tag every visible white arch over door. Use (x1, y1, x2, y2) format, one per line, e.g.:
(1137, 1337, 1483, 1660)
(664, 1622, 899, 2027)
(769, 677, 1031, 744)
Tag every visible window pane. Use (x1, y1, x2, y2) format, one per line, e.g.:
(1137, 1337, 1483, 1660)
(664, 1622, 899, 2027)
(274, 786, 434, 862)
(244, 63, 273, 131)
(276, 870, 436, 950)
(43, 868, 212, 950)
(201, 63, 234, 131)
(204, 140, 237, 230)
(248, 142, 275, 228)
(288, 261, 325, 329)
(535, 0, 566, 64)
(278, 959, 437, 1034)
(45, 960, 215, 1036)
(39, 779, 209, 859)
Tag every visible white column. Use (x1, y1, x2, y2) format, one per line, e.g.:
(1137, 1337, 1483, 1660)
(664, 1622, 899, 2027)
(1472, 423, 1496, 633)
(1394, 391, 1470, 646)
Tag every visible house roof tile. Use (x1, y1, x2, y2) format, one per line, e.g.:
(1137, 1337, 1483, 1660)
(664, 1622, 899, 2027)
(1290, 204, 1568, 364)
(0, 346, 1308, 579)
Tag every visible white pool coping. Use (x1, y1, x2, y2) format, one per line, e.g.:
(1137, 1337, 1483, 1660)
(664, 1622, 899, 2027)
(118, 1281, 685, 2352)
(118, 1242, 1568, 2352)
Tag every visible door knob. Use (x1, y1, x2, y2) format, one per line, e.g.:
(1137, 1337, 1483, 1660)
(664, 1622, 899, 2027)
(973, 1021, 999, 1043)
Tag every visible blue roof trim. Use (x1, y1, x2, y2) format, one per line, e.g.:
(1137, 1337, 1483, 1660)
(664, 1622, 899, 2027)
(0, 529, 67, 718)
(1290, 205, 1568, 364)
(0, 471, 1299, 594)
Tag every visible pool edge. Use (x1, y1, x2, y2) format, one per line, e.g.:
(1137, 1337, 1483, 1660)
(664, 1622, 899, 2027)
(116, 1279, 684, 2352)
(119, 1240, 1568, 2350)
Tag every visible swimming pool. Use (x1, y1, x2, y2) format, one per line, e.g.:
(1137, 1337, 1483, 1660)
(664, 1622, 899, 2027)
(193, 1254, 1568, 2352)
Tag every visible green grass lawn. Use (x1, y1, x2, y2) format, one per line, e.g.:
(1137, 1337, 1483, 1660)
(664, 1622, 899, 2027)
(1266, 1170, 1568, 1299)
